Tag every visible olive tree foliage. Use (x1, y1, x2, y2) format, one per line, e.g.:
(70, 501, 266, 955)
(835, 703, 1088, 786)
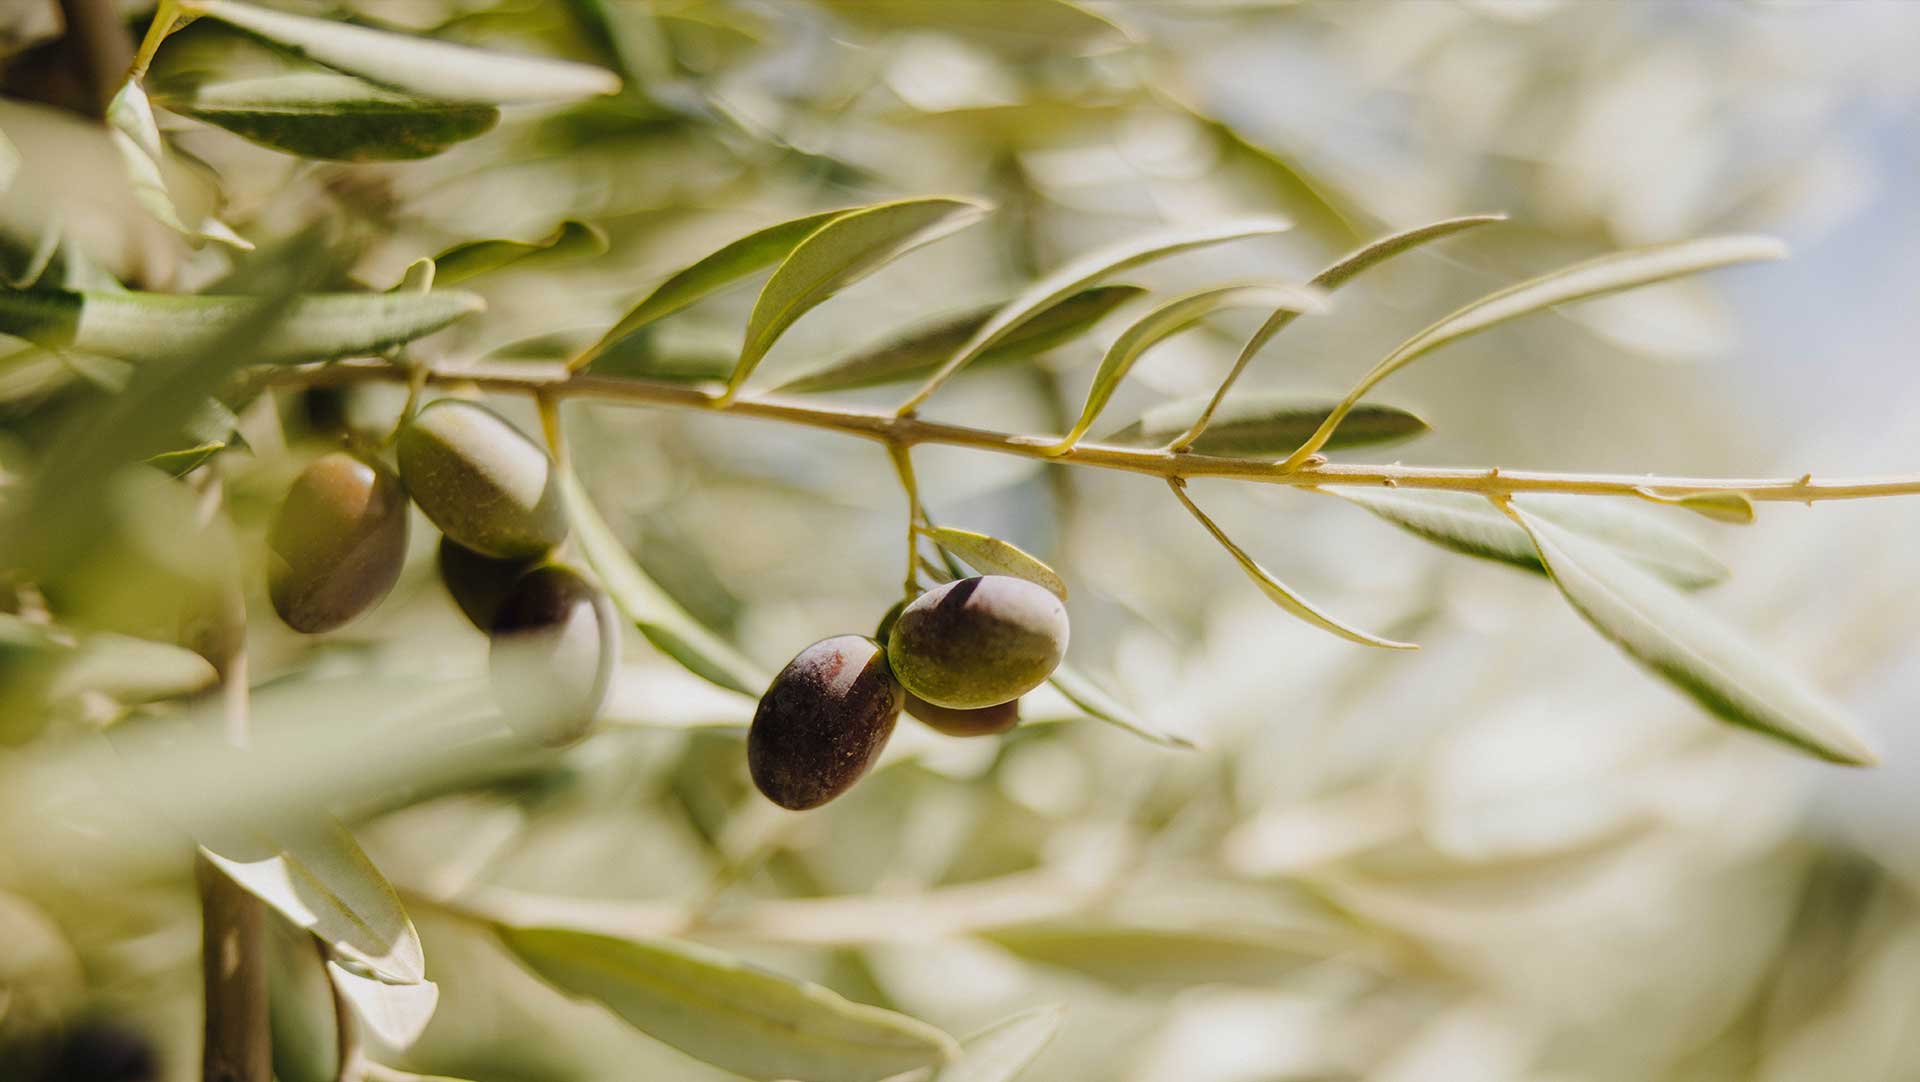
(2, 1, 1920, 1080)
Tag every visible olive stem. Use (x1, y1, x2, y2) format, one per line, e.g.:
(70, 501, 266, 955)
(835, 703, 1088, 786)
(535, 390, 570, 474)
(886, 442, 922, 604)
(126, 0, 180, 82)
(267, 362, 1920, 506)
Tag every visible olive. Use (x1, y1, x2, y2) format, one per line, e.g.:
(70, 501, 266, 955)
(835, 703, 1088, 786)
(396, 399, 566, 560)
(875, 599, 1020, 736)
(886, 576, 1067, 709)
(489, 565, 618, 746)
(748, 635, 903, 810)
(437, 536, 535, 631)
(267, 451, 409, 633)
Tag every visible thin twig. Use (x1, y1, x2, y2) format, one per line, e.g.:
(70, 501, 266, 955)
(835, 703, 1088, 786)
(270, 362, 1920, 507)
(886, 442, 922, 603)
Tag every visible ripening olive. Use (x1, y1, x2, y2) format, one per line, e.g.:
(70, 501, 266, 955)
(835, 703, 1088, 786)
(489, 565, 617, 746)
(748, 635, 903, 810)
(396, 399, 566, 560)
(267, 451, 409, 633)
(887, 576, 1068, 710)
(437, 536, 536, 631)
(874, 600, 1019, 736)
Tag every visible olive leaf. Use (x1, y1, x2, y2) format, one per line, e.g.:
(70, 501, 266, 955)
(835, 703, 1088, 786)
(896, 216, 1294, 413)
(183, 0, 622, 104)
(980, 924, 1326, 992)
(328, 961, 440, 1048)
(265, 914, 340, 1082)
(1168, 213, 1504, 451)
(561, 469, 768, 697)
(500, 926, 959, 1082)
(1048, 282, 1327, 453)
(1281, 234, 1789, 467)
(430, 220, 608, 286)
(151, 71, 499, 162)
(923, 526, 1067, 601)
(202, 819, 427, 984)
(574, 208, 845, 369)
(907, 1005, 1065, 1082)
(0, 125, 18, 195)
(1106, 392, 1428, 456)
(816, 0, 1128, 54)
(727, 196, 992, 398)
(0, 287, 481, 362)
(1047, 663, 1194, 749)
(776, 285, 1143, 394)
(1505, 503, 1876, 765)
(1331, 489, 1729, 591)
(106, 80, 252, 249)
(1171, 482, 1417, 651)
(1634, 488, 1757, 525)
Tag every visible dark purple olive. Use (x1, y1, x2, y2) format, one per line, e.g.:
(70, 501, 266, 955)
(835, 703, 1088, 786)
(437, 536, 536, 631)
(267, 451, 409, 633)
(748, 635, 903, 810)
(489, 565, 618, 746)
(886, 576, 1067, 709)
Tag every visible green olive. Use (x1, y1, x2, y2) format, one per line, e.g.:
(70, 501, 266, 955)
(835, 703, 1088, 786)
(489, 565, 618, 746)
(267, 451, 410, 634)
(886, 576, 1068, 709)
(876, 599, 1019, 736)
(437, 536, 536, 631)
(748, 635, 903, 810)
(396, 399, 566, 560)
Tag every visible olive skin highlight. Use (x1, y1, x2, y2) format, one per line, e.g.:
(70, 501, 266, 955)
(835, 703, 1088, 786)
(397, 399, 567, 560)
(267, 451, 410, 633)
(886, 576, 1068, 710)
(748, 635, 904, 810)
(489, 565, 618, 746)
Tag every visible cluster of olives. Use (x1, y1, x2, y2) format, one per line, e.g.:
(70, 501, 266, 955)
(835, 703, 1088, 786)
(748, 575, 1069, 810)
(266, 399, 616, 746)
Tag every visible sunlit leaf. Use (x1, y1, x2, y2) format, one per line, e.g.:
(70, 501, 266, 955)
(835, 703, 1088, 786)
(1171, 483, 1416, 650)
(430, 220, 608, 286)
(1047, 663, 1194, 749)
(905, 1005, 1065, 1082)
(1108, 392, 1428, 456)
(728, 197, 991, 397)
(185, 0, 622, 103)
(1507, 504, 1875, 765)
(1168, 213, 1503, 451)
(776, 285, 1143, 393)
(817, 0, 1129, 54)
(152, 72, 499, 161)
(106, 80, 252, 249)
(1331, 489, 1729, 590)
(897, 216, 1293, 412)
(562, 469, 767, 696)
(575, 209, 845, 369)
(47, 632, 218, 705)
(1049, 282, 1325, 453)
(0, 287, 481, 362)
(1634, 488, 1757, 525)
(981, 923, 1325, 991)
(203, 819, 427, 984)
(0, 125, 17, 195)
(501, 926, 958, 1082)
(923, 526, 1067, 600)
(329, 961, 440, 1048)
(1282, 235, 1789, 467)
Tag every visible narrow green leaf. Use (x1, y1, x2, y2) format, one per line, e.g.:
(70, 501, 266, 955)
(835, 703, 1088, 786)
(185, 0, 622, 104)
(153, 72, 498, 162)
(1283, 234, 1789, 467)
(204, 820, 426, 983)
(328, 961, 440, 1048)
(728, 197, 991, 397)
(923, 526, 1067, 600)
(106, 80, 252, 249)
(1331, 489, 1729, 591)
(897, 216, 1293, 413)
(430, 220, 608, 286)
(576, 209, 845, 369)
(1634, 488, 1757, 525)
(501, 926, 958, 1082)
(1506, 504, 1876, 765)
(1171, 483, 1416, 651)
(0, 287, 481, 362)
(816, 0, 1128, 53)
(1049, 282, 1325, 453)
(776, 285, 1142, 394)
(0, 125, 18, 195)
(1108, 392, 1428, 456)
(1168, 213, 1503, 452)
(266, 913, 341, 1082)
(1047, 663, 1194, 749)
(917, 1006, 1065, 1082)
(981, 924, 1324, 991)
(561, 469, 768, 696)
(48, 632, 218, 705)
